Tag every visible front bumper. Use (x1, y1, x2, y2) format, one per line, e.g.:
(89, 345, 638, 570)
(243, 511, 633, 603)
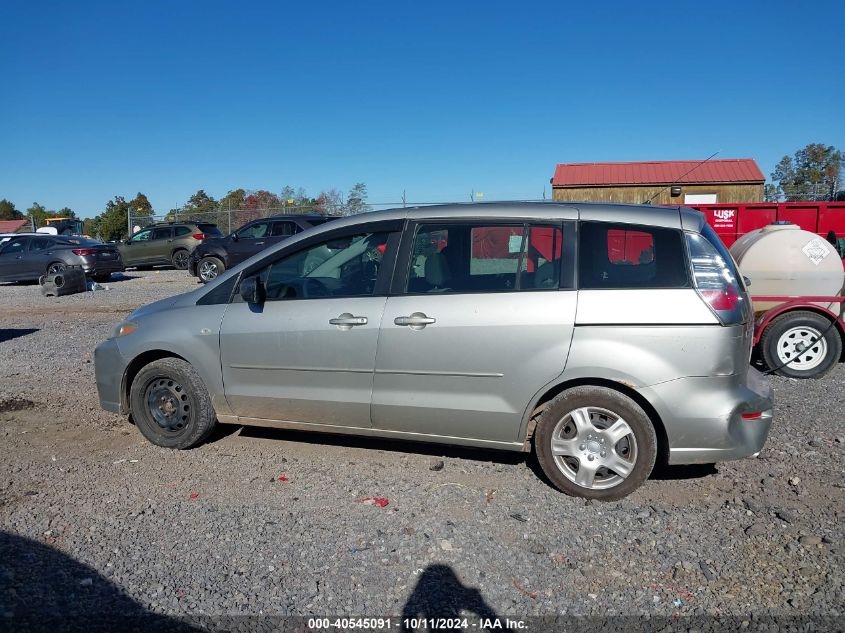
(94, 337, 128, 414)
(642, 367, 773, 465)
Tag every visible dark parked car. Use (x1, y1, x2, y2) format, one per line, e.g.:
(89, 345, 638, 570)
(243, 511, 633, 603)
(118, 221, 223, 270)
(188, 215, 338, 282)
(0, 234, 124, 282)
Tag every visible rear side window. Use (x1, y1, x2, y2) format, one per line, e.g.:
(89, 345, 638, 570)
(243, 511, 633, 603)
(406, 223, 566, 294)
(29, 237, 55, 250)
(271, 221, 299, 237)
(152, 227, 172, 240)
(578, 222, 689, 289)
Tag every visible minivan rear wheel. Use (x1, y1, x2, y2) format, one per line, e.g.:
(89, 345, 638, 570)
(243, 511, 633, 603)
(534, 386, 657, 501)
(129, 357, 217, 449)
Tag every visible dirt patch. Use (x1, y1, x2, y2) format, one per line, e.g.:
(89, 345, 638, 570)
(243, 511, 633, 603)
(0, 397, 36, 413)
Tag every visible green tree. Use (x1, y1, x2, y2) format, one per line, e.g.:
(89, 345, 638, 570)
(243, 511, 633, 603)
(0, 199, 23, 220)
(185, 190, 218, 214)
(344, 182, 370, 216)
(90, 196, 132, 241)
(26, 202, 48, 228)
(770, 143, 844, 201)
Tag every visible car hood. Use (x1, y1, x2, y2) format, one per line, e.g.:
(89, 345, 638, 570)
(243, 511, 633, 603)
(127, 295, 181, 320)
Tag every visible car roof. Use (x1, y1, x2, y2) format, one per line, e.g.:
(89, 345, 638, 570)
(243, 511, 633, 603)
(313, 201, 702, 232)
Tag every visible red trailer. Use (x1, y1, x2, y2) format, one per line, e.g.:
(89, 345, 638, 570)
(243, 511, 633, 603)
(688, 201, 845, 249)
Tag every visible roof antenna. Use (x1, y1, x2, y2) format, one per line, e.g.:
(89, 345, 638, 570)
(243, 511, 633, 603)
(642, 150, 721, 204)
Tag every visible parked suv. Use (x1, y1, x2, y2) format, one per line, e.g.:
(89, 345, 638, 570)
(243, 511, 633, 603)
(95, 203, 773, 500)
(118, 221, 223, 270)
(188, 214, 338, 282)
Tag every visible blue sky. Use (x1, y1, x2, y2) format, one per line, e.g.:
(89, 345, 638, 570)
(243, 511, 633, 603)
(1, 0, 843, 219)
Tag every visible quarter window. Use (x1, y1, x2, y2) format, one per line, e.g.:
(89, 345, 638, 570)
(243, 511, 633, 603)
(578, 222, 689, 289)
(406, 223, 565, 294)
(175, 226, 192, 237)
(255, 232, 390, 301)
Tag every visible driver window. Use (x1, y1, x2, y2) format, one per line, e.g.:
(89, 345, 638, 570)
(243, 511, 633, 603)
(1, 239, 27, 255)
(132, 229, 152, 242)
(237, 222, 269, 239)
(258, 231, 389, 300)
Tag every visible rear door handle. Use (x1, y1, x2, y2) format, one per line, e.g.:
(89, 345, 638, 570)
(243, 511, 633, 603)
(329, 313, 368, 329)
(394, 312, 436, 329)
(256, 241, 265, 246)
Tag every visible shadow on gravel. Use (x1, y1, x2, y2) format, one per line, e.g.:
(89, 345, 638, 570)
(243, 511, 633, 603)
(401, 564, 513, 633)
(0, 530, 198, 632)
(106, 273, 140, 283)
(0, 327, 39, 343)
(222, 423, 525, 465)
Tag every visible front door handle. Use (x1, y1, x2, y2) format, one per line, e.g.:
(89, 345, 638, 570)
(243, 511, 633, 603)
(329, 313, 368, 330)
(394, 312, 436, 330)
(255, 241, 265, 246)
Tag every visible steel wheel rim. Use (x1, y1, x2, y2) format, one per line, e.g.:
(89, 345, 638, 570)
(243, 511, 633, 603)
(198, 260, 219, 281)
(173, 252, 189, 268)
(550, 406, 638, 490)
(48, 263, 65, 275)
(144, 377, 191, 432)
(776, 325, 827, 371)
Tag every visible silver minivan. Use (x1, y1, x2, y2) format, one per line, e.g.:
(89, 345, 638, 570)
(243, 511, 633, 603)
(95, 203, 773, 500)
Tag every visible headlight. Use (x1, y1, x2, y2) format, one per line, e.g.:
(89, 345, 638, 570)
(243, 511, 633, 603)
(111, 321, 138, 338)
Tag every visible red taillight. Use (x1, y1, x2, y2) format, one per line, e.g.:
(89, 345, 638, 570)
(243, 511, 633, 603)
(192, 233, 204, 240)
(72, 249, 96, 256)
(699, 288, 741, 311)
(686, 232, 746, 325)
(741, 412, 762, 420)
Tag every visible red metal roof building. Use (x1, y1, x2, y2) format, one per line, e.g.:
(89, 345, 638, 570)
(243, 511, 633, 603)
(0, 219, 28, 234)
(551, 158, 765, 205)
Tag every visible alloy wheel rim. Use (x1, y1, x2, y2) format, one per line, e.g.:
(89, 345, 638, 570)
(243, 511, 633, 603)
(776, 326, 827, 371)
(551, 406, 638, 490)
(174, 252, 189, 268)
(199, 260, 219, 281)
(145, 378, 191, 432)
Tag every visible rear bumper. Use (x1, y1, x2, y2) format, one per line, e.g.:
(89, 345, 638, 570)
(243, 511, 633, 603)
(79, 256, 125, 274)
(642, 367, 773, 465)
(94, 338, 128, 414)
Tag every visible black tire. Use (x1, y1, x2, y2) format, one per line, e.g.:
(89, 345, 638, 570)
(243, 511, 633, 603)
(46, 262, 66, 275)
(197, 256, 225, 283)
(129, 357, 217, 449)
(760, 310, 841, 379)
(171, 249, 190, 270)
(534, 386, 657, 501)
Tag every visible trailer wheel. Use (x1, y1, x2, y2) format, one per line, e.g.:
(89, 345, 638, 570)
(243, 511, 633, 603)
(760, 311, 841, 379)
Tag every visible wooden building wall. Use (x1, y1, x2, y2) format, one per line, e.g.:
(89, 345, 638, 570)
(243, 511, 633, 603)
(551, 183, 764, 205)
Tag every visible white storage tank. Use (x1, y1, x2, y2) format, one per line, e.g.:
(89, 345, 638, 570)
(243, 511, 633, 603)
(729, 223, 844, 313)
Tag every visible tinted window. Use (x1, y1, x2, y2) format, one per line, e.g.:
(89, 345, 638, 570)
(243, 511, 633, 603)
(256, 232, 389, 301)
(306, 217, 338, 226)
(237, 222, 269, 239)
(152, 228, 172, 240)
(1, 238, 28, 254)
(57, 237, 101, 246)
(175, 226, 192, 237)
(271, 221, 298, 237)
(578, 222, 689, 289)
(29, 237, 55, 251)
(406, 223, 564, 294)
(198, 223, 222, 237)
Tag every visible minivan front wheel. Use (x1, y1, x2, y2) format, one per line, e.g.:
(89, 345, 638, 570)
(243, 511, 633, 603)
(129, 357, 217, 449)
(535, 386, 657, 501)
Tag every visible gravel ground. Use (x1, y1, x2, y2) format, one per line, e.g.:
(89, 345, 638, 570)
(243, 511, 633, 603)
(1, 270, 843, 631)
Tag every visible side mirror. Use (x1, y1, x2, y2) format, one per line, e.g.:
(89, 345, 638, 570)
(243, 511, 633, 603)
(240, 275, 265, 305)
(743, 276, 752, 288)
(231, 232, 239, 242)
